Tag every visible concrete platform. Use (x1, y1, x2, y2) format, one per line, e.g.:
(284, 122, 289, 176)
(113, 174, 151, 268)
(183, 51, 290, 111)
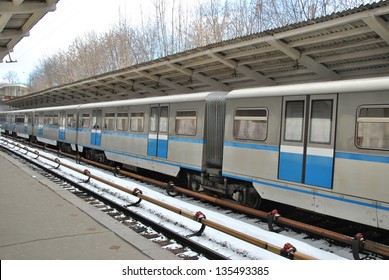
(0, 150, 179, 260)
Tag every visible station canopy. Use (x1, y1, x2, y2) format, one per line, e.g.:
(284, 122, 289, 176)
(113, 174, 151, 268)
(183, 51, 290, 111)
(0, 0, 58, 63)
(4, 1, 389, 109)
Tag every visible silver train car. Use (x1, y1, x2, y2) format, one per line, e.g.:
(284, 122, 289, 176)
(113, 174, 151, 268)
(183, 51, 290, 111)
(1, 91, 226, 178)
(1, 77, 388, 230)
(223, 77, 389, 230)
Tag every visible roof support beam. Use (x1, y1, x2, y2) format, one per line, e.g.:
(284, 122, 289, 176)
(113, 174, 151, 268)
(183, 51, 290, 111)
(363, 15, 389, 45)
(207, 51, 275, 86)
(132, 83, 166, 97)
(114, 76, 166, 96)
(169, 63, 230, 91)
(268, 39, 339, 80)
(0, 2, 56, 13)
(51, 92, 73, 101)
(289, 26, 372, 49)
(0, 14, 12, 31)
(12, 0, 24, 6)
(316, 47, 389, 63)
(0, 30, 28, 39)
(136, 70, 192, 93)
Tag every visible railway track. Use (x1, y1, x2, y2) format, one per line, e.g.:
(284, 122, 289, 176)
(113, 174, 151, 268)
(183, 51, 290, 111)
(44, 176, 208, 260)
(1, 135, 389, 260)
(45, 176, 224, 260)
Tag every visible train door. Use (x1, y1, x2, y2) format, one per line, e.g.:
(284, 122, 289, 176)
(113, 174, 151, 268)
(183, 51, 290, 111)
(91, 110, 102, 146)
(58, 111, 66, 140)
(278, 94, 337, 189)
(38, 113, 44, 137)
(147, 105, 169, 158)
(23, 114, 28, 135)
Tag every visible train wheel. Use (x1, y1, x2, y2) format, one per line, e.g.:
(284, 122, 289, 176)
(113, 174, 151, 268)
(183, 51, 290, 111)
(187, 174, 200, 192)
(245, 187, 261, 209)
(191, 180, 200, 192)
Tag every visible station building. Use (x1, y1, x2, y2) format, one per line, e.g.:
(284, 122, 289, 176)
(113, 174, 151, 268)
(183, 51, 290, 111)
(0, 83, 29, 102)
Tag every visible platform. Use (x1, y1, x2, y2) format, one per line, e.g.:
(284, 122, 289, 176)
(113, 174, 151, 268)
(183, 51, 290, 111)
(0, 150, 179, 260)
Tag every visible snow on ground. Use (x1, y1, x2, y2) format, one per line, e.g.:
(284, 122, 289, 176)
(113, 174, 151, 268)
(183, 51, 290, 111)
(1, 138, 348, 260)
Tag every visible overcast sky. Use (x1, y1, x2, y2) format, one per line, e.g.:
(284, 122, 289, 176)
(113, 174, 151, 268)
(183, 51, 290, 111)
(1, 0, 156, 84)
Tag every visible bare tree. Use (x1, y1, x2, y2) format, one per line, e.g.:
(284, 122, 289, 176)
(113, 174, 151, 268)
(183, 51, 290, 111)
(2, 70, 20, 84)
(191, 0, 231, 45)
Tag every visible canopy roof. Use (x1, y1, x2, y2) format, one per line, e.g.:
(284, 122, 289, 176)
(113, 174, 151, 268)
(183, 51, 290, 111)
(5, 1, 389, 109)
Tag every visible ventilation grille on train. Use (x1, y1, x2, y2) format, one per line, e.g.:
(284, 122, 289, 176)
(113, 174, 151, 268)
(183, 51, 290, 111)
(205, 93, 227, 169)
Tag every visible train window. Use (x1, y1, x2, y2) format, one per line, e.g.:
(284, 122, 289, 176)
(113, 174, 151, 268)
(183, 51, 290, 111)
(48, 115, 54, 125)
(15, 115, 25, 124)
(130, 112, 144, 132)
(234, 108, 268, 141)
(117, 113, 128, 131)
(159, 107, 169, 133)
(104, 113, 115, 130)
(150, 107, 158, 132)
(43, 115, 49, 125)
(284, 101, 304, 142)
(175, 110, 197, 136)
(356, 106, 389, 150)
(53, 114, 59, 126)
(67, 114, 76, 127)
(81, 114, 90, 128)
(309, 100, 333, 144)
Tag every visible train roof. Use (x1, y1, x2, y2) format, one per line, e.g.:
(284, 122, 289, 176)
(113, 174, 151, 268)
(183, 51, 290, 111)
(0, 108, 35, 114)
(78, 91, 224, 110)
(227, 76, 389, 99)
(1, 92, 225, 114)
(33, 104, 81, 113)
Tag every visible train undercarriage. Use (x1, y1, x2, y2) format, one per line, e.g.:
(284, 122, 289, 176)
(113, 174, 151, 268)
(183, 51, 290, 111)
(186, 171, 261, 209)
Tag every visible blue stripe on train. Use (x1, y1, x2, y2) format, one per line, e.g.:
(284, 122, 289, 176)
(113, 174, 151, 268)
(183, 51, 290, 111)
(336, 152, 389, 164)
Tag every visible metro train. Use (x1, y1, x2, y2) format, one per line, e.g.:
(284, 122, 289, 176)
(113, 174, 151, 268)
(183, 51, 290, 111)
(1, 77, 388, 230)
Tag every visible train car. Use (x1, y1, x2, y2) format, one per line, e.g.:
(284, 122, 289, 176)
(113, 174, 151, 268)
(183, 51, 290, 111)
(0, 109, 34, 139)
(0, 111, 10, 134)
(33, 105, 80, 149)
(222, 77, 389, 229)
(75, 92, 226, 178)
